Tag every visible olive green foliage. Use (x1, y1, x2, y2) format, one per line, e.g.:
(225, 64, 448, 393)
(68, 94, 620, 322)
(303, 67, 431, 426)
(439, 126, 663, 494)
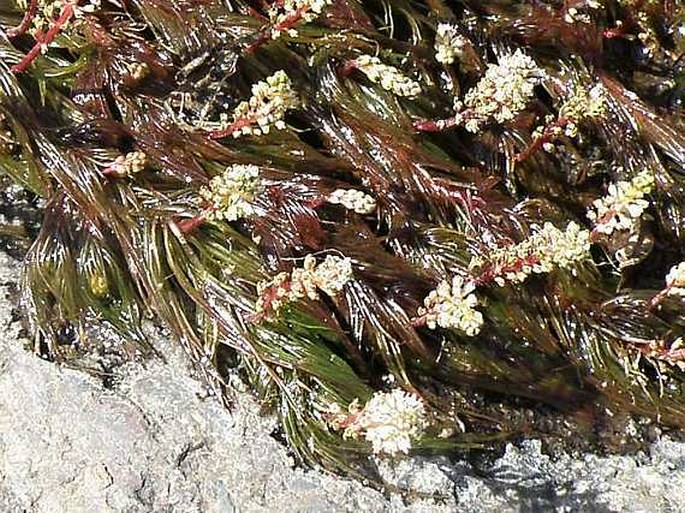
(1, 0, 684, 479)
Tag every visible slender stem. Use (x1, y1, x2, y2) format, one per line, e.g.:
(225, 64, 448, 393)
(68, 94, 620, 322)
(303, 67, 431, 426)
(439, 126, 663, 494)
(175, 211, 208, 234)
(411, 315, 427, 328)
(338, 60, 357, 77)
(413, 115, 461, 132)
(206, 117, 253, 140)
(245, 3, 314, 53)
(647, 288, 671, 310)
(10, 1, 75, 74)
(7, 0, 39, 39)
(603, 22, 629, 40)
(515, 117, 568, 162)
(101, 165, 122, 177)
(589, 209, 621, 242)
(472, 254, 540, 287)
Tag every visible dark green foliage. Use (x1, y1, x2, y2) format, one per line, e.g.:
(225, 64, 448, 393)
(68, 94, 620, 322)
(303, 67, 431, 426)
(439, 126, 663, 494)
(1, 0, 685, 480)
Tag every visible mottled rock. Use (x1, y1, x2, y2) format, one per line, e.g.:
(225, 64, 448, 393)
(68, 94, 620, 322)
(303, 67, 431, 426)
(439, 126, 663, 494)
(1, 251, 684, 512)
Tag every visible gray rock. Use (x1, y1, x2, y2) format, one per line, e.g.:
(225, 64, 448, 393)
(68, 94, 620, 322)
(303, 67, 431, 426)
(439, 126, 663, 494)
(1, 251, 684, 512)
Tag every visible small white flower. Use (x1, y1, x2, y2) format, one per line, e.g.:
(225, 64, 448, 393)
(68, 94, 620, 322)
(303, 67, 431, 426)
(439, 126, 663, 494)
(456, 50, 544, 133)
(312, 255, 354, 296)
(558, 84, 606, 134)
(587, 170, 655, 235)
(327, 189, 377, 214)
(200, 164, 262, 222)
(564, 7, 592, 24)
(434, 23, 469, 65)
(352, 55, 421, 98)
(73, 0, 100, 17)
(106, 151, 147, 176)
(357, 390, 428, 456)
(417, 276, 484, 335)
(127, 62, 150, 81)
(205, 71, 298, 138)
(256, 253, 353, 316)
(268, 0, 333, 39)
(666, 262, 685, 297)
(470, 222, 591, 286)
(534, 222, 592, 271)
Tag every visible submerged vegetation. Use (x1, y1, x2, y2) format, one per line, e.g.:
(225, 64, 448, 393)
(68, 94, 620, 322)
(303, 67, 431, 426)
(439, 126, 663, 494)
(1, 0, 685, 481)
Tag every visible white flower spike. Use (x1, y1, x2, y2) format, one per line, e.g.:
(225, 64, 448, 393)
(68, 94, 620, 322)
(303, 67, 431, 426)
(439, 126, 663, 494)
(199, 164, 262, 222)
(351, 55, 422, 98)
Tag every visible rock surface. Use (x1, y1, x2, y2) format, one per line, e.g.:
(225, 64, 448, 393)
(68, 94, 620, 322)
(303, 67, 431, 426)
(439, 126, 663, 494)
(0, 251, 684, 512)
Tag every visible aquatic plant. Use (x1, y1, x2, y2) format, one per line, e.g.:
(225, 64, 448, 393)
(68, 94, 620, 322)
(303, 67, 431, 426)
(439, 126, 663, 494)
(1, 0, 684, 482)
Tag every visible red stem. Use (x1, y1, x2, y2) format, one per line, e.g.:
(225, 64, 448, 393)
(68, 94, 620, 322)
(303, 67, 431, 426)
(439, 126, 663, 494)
(411, 315, 427, 328)
(101, 165, 121, 177)
(10, 1, 75, 74)
(306, 197, 326, 209)
(7, 0, 39, 39)
(589, 208, 621, 242)
(413, 253, 541, 327)
(472, 254, 540, 287)
(603, 21, 630, 40)
(515, 117, 568, 162)
(175, 211, 208, 234)
(647, 288, 670, 310)
(339, 60, 357, 77)
(206, 117, 254, 140)
(413, 115, 462, 132)
(245, 3, 313, 53)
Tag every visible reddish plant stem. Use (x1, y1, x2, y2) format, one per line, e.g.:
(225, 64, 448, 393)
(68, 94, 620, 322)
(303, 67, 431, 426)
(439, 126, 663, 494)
(101, 167, 119, 177)
(323, 409, 363, 433)
(632, 340, 685, 363)
(472, 254, 540, 287)
(245, 4, 313, 53)
(603, 22, 629, 40)
(338, 60, 358, 77)
(413, 116, 461, 132)
(411, 315, 428, 328)
(413, 110, 481, 132)
(6, 0, 39, 39)
(647, 287, 671, 310)
(206, 117, 254, 140)
(10, 1, 75, 74)
(412, 253, 542, 327)
(176, 209, 209, 235)
(515, 117, 568, 162)
(306, 197, 326, 209)
(589, 209, 621, 242)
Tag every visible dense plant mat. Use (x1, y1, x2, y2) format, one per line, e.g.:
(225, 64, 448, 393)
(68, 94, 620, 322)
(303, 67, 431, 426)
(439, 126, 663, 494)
(1, 0, 684, 480)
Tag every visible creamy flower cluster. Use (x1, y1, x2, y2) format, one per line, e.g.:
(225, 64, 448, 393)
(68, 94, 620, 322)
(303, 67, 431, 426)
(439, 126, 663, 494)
(256, 254, 353, 315)
(327, 390, 428, 456)
(434, 23, 469, 65)
(223, 70, 298, 138)
(352, 55, 422, 98)
(127, 62, 150, 82)
(327, 189, 377, 214)
(665, 262, 685, 297)
(531, 84, 606, 153)
(587, 171, 655, 235)
(557, 84, 606, 137)
(268, 0, 332, 39)
(564, 6, 592, 25)
(199, 164, 262, 222)
(27, 0, 99, 38)
(106, 151, 147, 176)
(454, 50, 544, 133)
(471, 222, 591, 286)
(417, 276, 483, 336)
(0, 113, 17, 154)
